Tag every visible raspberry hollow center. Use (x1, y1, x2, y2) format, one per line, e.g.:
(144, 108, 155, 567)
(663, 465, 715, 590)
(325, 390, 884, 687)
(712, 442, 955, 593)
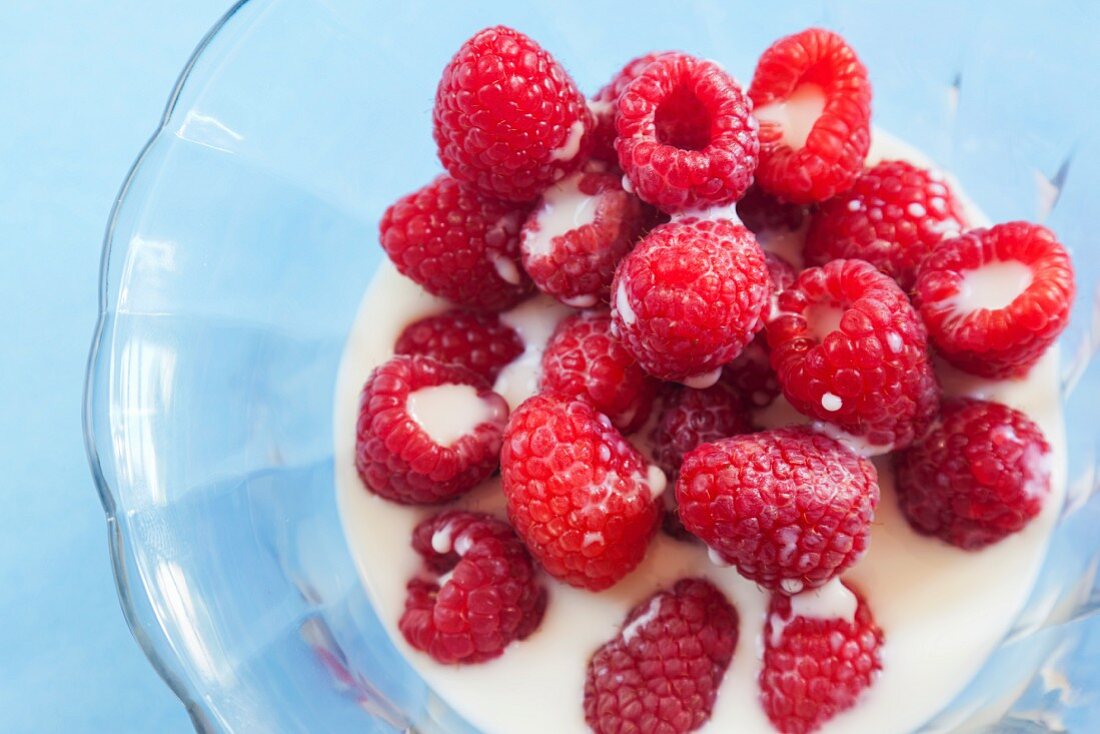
(406, 384, 504, 446)
(654, 85, 711, 151)
(952, 260, 1033, 313)
(754, 82, 826, 150)
(805, 302, 845, 342)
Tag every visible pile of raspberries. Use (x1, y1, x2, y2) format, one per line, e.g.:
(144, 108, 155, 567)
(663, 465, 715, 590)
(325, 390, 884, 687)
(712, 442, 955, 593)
(355, 25, 1075, 734)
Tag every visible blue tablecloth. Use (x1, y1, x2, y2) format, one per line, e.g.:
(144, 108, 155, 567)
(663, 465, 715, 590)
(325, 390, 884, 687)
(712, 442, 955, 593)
(0, 2, 230, 731)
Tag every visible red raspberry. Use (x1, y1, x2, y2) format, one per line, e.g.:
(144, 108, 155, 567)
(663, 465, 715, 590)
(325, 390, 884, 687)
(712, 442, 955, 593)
(804, 160, 968, 289)
(540, 311, 658, 433)
(433, 26, 593, 202)
(399, 511, 546, 664)
(355, 356, 509, 504)
(748, 29, 872, 204)
(520, 164, 645, 307)
(380, 175, 532, 311)
(615, 53, 758, 213)
(394, 309, 523, 382)
(913, 222, 1075, 379)
(893, 398, 1052, 550)
(584, 578, 739, 734)
(720, 253, 798, 408)
(677, 427, 879, 593)
(650, 384, 752, 479)
(589, 51, 676, 163)
(736, 185, 812, 236)
(761, 580, 883, 734)
(611, 218, 771, 385)
(767, 259, 940, 452)
(501, 394, 663, 590)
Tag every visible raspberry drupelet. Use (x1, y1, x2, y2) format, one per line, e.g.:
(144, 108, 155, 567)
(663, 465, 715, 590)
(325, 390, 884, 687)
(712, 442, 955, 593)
(539, 311, 658, 433)
(749, 28, 872, 204)
(380, 175, 533, 311)
(611, 217, 772, 386)
(615, 52, 758, 213)
(394, 309, 524, 382)
(893, 398, 1052, 549)
(520, 164, 646, 308)
(676, 426, 879, 593)
(767, 258, 940, 453)
(804, 160, 968, 290)
(761, 580, 884, 734)
(400, 511, 546, 664)
(355, 355, 509, 504)
(913, 222, 1075, 379)
(584, 578, 739, 734)
(500, 394, 664, 591)
(434, 26, 593, 202)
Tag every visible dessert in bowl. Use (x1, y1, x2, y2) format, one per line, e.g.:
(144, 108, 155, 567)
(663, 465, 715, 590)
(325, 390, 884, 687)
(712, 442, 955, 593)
(83, 2, 1100, 730)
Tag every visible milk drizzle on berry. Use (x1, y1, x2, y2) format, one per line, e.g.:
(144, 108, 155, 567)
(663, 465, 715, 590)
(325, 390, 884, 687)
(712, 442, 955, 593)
(336, 129, 1066, 734)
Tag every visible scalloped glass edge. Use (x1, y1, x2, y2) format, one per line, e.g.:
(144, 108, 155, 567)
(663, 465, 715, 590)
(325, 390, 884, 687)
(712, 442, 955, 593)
(81, 1, 1100, 732)
(82, 3, 252, 730)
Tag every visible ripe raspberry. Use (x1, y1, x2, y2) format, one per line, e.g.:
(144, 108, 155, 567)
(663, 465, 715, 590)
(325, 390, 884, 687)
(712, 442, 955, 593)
(433, 26, 593, 202)
(767, 259, 940, 452)
(394, 309, 523, 382)
(804, 160, 968, 289)
(615, 52, 758, 213)
(355, 356, 509, 504)
(761, 580, 883, 734)
(677, 427, 879, 593)
(736, 185, 812, 236)
(380, 175, 532, 311)
(650, 384, 752, 479)
(612, 218, 771, 385)
(540, 311, 658, 433)
(501, 394, 663, 590)
(589, 51, 675, 163)
(749, 29, 872, 204)
(913, 222, 1075, 379)
(400, 511, 546, 664)
(894, 398, 1052, 550)
(584, 578, 739, 734)
(520, 165, 645, 307)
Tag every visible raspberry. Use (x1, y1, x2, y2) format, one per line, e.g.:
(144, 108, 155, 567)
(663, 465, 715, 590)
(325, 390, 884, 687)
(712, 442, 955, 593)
(676, 427, 879, 593)
(804, 160, 968, 289)
(355, 356, 509, 504)
(612, 218, 771, 385)
(893, 398, 1052, 550)
(584, 578, 739, 734)
(539, 311, 658, 433)
(615, 52, 758, 213)
(748, 29, 872, 204)
(736, 185, 812, 236)
(520, 165, 645, 307)
(767, 259, 940, 452)
(589, 51, 676, 163)
(433, 26, 593, 202)
(650, 384, 752, 479)
(761, 580, 883, 734)
(394, 309, 523, 382)
(399, 511, 546, 664)
(913, 222, 1075, 379)
(500, 394, 663, 590)
(380, 175, 532, 311)
(720, 253, 798, 408)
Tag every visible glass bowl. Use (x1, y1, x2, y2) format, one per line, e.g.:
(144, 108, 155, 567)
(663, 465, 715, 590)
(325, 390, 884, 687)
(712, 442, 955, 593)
(84, 1, 1100, 731)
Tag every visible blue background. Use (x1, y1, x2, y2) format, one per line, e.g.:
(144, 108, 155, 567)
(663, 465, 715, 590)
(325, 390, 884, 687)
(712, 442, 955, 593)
(1, 2, 230, 731)
(3, 2, 1100, 732)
